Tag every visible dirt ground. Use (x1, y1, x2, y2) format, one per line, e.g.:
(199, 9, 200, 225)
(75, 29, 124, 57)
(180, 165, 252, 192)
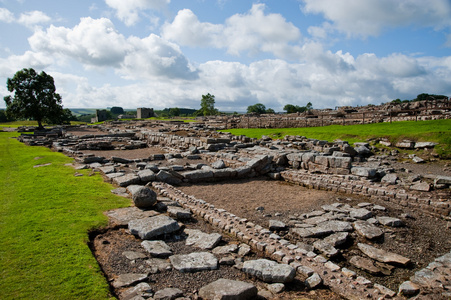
(178, 177, 451, 291)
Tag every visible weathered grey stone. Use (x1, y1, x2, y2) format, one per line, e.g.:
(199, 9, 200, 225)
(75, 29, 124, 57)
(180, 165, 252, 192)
(169, 252, 218, 272)
(354, 145, 372, 156)
(182, 169, 214, 181)
(435, 176, 451, 185)
(349, 256, 381, 275)
(137, 169, 156, 183)
(323, 232, 350, 247)
(350, 208, 373, 220)
(212, 244, 239, 255)
(185, 229, 222, 249)
(358, 243, 411, 266)
(305, 273, 322, 289)
(105, 207, 159, 226)
(269, 220, 287, 231)
(374, 283, 396, 298)
(212, 168, 236, 178)
(381, 173, 398, 185)
(141, 240, 172, 258)
(198, 279, 258, 300)
(153, 287, 184, 300)
(297, 265, 314, 277)
(246, 155, 271, 173)
(127, 185, 157, 208)
(351, 167, 377, 178)
(129, 215, 180, 240)
(291, 227, 333, 238)
(120, 282, 153, 300)
(317, 220, 353, 232)
(99, 165, 115, 174)
(412, 156, 425, 163)
(353, 221, 384, 240)
(410, 181, 431, 192)
(242, 259, 295, 283)
(167, 206, 192, 220)
(238, 244, 251, 256)
(114, 173, 140, 187)
(156, 170, 182, 185)
(313, 240, 338, 257)
(377, 216, 404, 227)
(112, 273, 148, 288)
(267, 283, 285, 294)
(415, 142, 437, 149)
(146, 258, 172, 272)
(398, 281, 420, 296)
(112, 156, 132, 164)
(211, 160, 226, 169)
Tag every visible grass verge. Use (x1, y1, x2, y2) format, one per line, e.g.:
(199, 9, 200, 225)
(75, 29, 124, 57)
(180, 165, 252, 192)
(0, 132, 130, 299)
(220, 119, 451, 158)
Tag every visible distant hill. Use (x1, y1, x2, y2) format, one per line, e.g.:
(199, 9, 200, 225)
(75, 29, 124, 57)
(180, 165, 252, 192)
(69, 108, 136, 116)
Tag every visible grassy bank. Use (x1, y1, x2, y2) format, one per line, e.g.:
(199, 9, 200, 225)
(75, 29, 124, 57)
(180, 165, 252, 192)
(0, 132, 130, 299)
(220, 119, 451, 157)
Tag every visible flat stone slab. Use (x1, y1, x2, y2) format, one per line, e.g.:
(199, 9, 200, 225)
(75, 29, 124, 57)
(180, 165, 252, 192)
(317, 220, 353, 233)
(113, 173, 140, 187)
(377, 216, 404, 227)
(212, 244, 239, 255)
(350, 208, 373, 220)
(154, 288, 184, 300)
(323, 232, 350, 247)
(169, 252, 218, 272)
(185, 229, 222, 249)
(105, 207, 159, 226)
(313, 240, 338, 257)
(141, 240, 172, 258)
(242, 259, 295, 283)
(146, 258, 172, 272)
(199, 278, 258, 300)
(269, 220, 287, 231)
(358, 243, 411, 266)
(353, 221, 384, 240)
(129, 215, 180, 240)
(167, 206, 192, 220)
(291, 227, 333, 238)
(350, 256, 381, 275)
(112, 273, 148, 288)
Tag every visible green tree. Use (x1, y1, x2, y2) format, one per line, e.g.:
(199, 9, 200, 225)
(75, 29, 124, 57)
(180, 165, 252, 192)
(283, 104, 297, 113)
(169, 107, 180, 117)
(306, 102, 313, 110)
(247, 103, 267, 114)
(200, 93, 217, 116)
(4, 68, 64, 129)
(266, 108, 275, 114)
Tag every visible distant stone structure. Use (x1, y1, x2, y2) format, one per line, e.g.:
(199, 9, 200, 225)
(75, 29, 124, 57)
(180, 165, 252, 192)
(92, 109, 108, 123)
(137, 108, 155, 119)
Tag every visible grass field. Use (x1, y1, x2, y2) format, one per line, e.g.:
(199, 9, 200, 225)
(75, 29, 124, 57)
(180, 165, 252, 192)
(0, 132, 130, 299)
(220, 119, 451, 157)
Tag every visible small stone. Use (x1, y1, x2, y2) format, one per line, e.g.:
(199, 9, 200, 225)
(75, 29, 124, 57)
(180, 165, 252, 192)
(267, 283, 285, 294)
(269, 220, 287, 231)
(170, 252, 218, 272)
(122, 251, 147, 260)
(377, 216, 404, 227)
(398, 281, 420, 296)
(305, 273, 322, 289)
(154, 287, 184, 300)
(141, 240, 172, 258)
(112, 273, 148, 288)
(199, 279, 258, 300)
(353, 220, 384, 240)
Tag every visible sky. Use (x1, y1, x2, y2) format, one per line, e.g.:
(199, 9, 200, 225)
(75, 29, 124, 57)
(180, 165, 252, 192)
(0, 0, 450, 112)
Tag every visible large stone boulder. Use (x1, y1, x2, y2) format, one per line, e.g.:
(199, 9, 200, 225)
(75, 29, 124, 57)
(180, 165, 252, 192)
(198, 279, 258, 300)
(170, 252, 218, 272)
(129, 215, 180, 239)
(127, 185, 157, 208)
(242, 259, 295, 283)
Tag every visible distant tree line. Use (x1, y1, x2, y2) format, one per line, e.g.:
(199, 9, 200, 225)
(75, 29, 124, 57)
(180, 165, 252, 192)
(390, 93, 448, 104)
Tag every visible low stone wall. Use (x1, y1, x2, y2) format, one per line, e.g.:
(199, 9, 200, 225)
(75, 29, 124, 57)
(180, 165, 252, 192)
(281, 170, 451, 220)
(152, 182, 400, 299)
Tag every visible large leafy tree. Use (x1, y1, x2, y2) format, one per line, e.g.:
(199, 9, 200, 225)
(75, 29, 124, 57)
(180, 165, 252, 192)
(4, 68, 65, 129)
(199, 93, 217, 116)
(247, 103, 267, 114)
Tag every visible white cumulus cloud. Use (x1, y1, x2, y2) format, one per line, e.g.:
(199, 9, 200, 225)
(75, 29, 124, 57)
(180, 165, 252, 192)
(105, 0, 170, 26)
(301, 0, 451, 38)
(18, 10, 51, 29)
(0, 7, 15, 23)
(162, 4, 302, 59)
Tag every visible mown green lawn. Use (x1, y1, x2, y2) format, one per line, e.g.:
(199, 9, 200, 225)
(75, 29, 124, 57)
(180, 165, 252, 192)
(221, 119, 451, 157)
(0, 132, 130, 299)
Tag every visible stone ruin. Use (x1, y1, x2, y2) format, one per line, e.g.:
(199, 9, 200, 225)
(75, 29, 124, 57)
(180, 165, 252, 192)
(137, 108, 155, 119)
(16, 119, 451, 299)
(196, 98, 451, 130)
